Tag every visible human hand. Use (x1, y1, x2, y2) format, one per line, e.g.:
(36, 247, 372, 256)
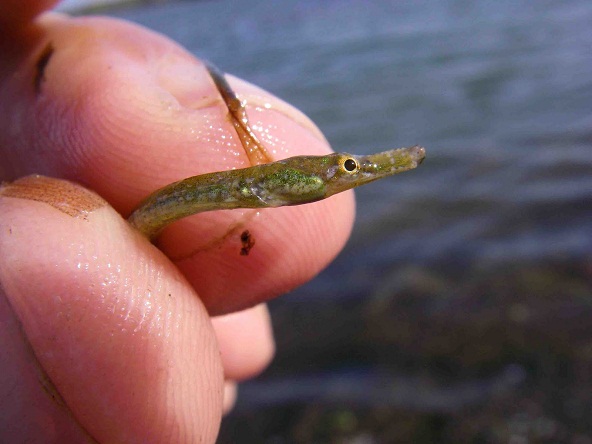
(0, 1, 355, 442)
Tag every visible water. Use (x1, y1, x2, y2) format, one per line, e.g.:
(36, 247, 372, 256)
(99, 0, 592, 441)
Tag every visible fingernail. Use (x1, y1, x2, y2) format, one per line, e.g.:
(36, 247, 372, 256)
(0, 175, 107, 218)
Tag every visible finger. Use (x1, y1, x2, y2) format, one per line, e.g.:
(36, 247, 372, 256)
(212, 304, 275, 381)
(0, 14, 355, 315)
(0, 176, 223, 443)
(213, 304, 275, 415)
(223, 382, 238, 415)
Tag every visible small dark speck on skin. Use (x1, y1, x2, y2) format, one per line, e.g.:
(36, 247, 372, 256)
(34, 42, 54, 95)
(240, 230, 255, 256)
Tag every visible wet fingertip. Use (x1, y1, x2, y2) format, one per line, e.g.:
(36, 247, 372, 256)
(0, 175, 107, 218)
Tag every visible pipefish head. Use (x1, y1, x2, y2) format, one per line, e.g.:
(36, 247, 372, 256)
(268, 145, 425, 204)
(291, 145, 426, 198)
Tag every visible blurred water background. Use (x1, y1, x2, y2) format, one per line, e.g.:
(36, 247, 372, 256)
(68, 0, 592, 442)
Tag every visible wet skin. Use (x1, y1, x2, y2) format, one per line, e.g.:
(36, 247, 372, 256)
(0, 3, 425, 443)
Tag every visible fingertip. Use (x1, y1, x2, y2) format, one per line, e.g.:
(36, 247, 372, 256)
(222, 381, 238, 415)
(213, 304, 276, 381)
(0, 13, 356, 316)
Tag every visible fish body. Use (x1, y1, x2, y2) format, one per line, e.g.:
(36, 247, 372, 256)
(128, 146, 425, 239)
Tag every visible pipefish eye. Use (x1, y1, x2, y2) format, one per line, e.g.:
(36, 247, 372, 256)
(341, 157, 359, 173)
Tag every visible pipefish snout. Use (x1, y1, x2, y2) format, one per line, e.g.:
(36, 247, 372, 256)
(128, 145, 426, 239)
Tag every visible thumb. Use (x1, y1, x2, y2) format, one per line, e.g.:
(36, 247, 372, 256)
(0, 176, 223, 443)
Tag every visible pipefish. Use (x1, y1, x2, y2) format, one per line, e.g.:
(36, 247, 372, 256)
(128, 65, 426, 240)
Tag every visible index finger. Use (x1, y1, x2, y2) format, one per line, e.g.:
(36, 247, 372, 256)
(0, 13, 355, 314)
